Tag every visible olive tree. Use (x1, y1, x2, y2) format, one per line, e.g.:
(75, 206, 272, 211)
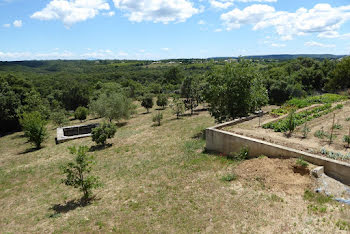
(141, 95, 154, 113)
(90, 92, 134, 123)
(156, 94, 168, 109)
(20, 111, 47, 149)
(74, 106, 88, 122)
(61, 146, 101, 202)
(204, 61, 268, 122)
(91, 122, 117, 146)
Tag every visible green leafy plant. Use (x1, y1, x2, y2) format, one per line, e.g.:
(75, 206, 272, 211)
(91, 122, 116, 146)
(343, 135, 350, 148)
(74, 106, 88, 122)
(152, 112, 163, 126)
(228, 147, 249, 161)
(314, 128, 328, 139)
(156, 94, 168, 109)
(296, 157, 309, 168)
(50, 110, 69, 127)
(302, 122, 311, 138)
(345, 117, 350, 121)
(141, 94, 154, 113)
(61, 146, 102, 202)
(171, 99, 185, 119)
(221, 174, 237, 182)
(20, 111, 47, 149)
(286, 109, 296, 136)
(332, 123, 343, 130)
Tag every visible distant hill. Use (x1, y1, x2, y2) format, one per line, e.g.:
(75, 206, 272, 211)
(210, 54, 345, 60)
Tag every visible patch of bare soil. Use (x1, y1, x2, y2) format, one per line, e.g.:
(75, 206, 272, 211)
(235, 157, 315, 195)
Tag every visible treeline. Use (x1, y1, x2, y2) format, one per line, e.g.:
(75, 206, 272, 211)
(1, 56, 350, 133)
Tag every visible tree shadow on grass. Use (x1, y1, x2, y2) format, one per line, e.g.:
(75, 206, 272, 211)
(49, 196, 98, 216)
(11, 133, 26, 140)
(192, 130, 206, 140)
(89, 143, 112, 152)
(115, 122, 127, 128)
(18, 147, 40, 155)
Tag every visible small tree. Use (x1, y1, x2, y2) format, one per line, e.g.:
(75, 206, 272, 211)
(90, 92, 134, 123)
(156, 94, 168, 109)
(302, 122, 310, 138)
(91, 122, 117, 146)
(171, 99, 185, 119)
(141, 95, 154, 113)
(20, 111, 47, 149)
(61, 146, 101, 202)
(50, 110, 69, 127)
(286, 109, 296, 136)
(74, 106, 88, 122)
(152, 112, 163, 126)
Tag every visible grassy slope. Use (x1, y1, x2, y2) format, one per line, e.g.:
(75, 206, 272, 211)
(0, 104, 350, 233)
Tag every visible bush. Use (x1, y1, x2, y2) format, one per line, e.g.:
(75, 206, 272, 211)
(89, 92, 134, 123)
(296, 157, 309, 168)
(91, 122, 116, 145)
(221, 174, 237, 182)
(228, 147, 249, 161)
(141, 95, 154, 113)
(152, 112, 163, 126)
(20, 111, 47, 149)
(286, 109, 296, 135)
(343, 135, 350, 148)
(61, 146, 101, 202)
(156, 94, 168, 109)
(74, 106, 88, 122)
(171, 99, 185, 119)
(302, 122, 310, 138)
(50, 110, 68, 127)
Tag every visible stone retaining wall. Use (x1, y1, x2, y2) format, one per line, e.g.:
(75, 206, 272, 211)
(206, 118, 350, 185)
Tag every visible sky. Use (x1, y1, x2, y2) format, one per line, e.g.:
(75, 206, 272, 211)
(0, 0, 350, 61)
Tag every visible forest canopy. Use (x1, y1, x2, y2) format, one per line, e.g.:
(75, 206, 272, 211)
(1, 56, 349, 133)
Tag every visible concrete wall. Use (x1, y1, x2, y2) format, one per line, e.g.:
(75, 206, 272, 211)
(206, 119, 350, 185)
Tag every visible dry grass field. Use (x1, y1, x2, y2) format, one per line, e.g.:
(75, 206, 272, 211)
(1, 103, 350, 233)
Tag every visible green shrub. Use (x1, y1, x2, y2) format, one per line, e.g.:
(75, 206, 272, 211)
(152, 112, 163, 126)
(296, 157, 308, 168)
(314, 128, 328, 139)
(302, 122, 310, 138)
(91, 122, 116, 145)
(345, 117, 350, 121)
(228, 147, 249, 161)
(20, 111, 47, 149)
(221, 174, 237, 182)
(156, 94, 168, 109)
(171, 99, 185, 119)
(332, 124, 343, 130)
(343, 135, 350, 148)
(286, 109, 296, 135)
(61, 146, 102, 202)
(141, 95, 154, 113)
(74, 106, 88, 122)
(50, 110, 69, 127)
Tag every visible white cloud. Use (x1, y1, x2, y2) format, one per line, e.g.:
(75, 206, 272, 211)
(198, 19, 206, 25)
(3, 23, 11, 28)
(221, 4, 274, 30)
(113, 0, 199, 23)
(318, 31, 350, 39)
(271, 43, 285, 47)
(31, 0, 110, 27)
(305, 41, 336, 48)
(214, 28, 223, 32)
(209, 0, 233, 9)
(13, 20, 22, 27)
(221, 3, 350, 40)
(103, 11, 115, 17)
(161, 48, 170, 51)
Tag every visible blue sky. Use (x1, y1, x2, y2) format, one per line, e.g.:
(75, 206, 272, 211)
(1, 0, 350, 60)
